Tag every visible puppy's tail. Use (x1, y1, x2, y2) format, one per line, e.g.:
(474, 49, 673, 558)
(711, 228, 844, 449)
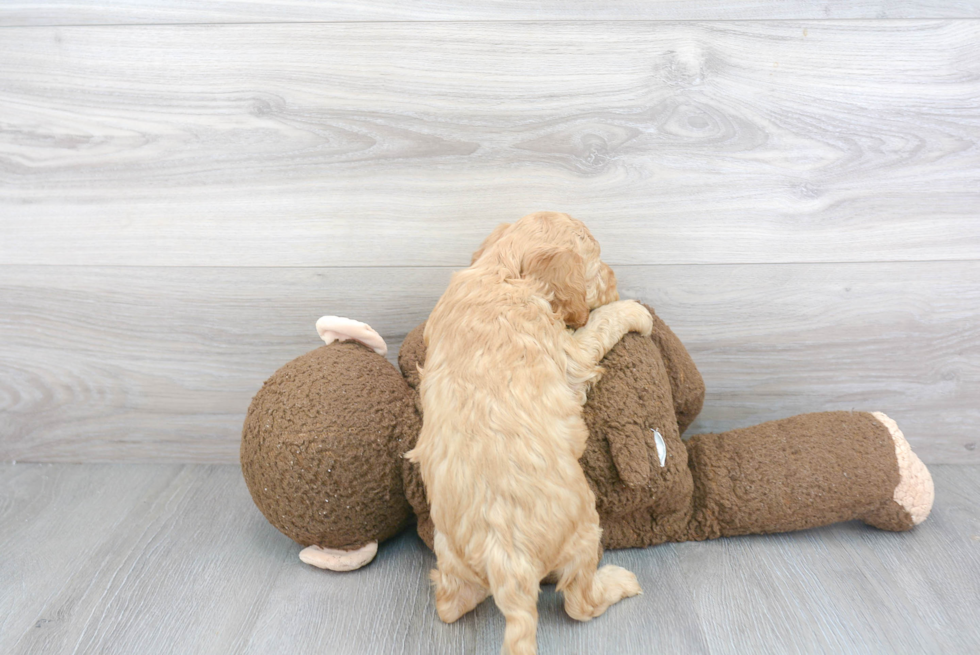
(487, 551, 541, 655)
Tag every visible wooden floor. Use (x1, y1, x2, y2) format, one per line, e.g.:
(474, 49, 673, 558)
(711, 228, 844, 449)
(2, 463, 977, 654)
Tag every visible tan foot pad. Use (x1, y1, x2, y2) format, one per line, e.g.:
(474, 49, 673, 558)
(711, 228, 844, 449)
(871, 412, 935, 525)
(299, 541, 379, 571)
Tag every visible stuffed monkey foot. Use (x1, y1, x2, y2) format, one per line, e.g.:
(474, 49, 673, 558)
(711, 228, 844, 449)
(861, 412, 935, 530)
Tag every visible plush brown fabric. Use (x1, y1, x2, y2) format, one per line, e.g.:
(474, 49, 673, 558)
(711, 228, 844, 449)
(580, 332, 692, 520)
(862, 497, 918, 532)
(243, 305, 916, 559)
(397, 310, 707, 551)
(396, 323, 434, 547)
(599, 411, 911, 548)
(241, 343, 418, 549)
(647, 310, 704, 436)
(397, 315, 911, 553)
(683, 411, 910, 539)
(398, 323, 433, 548)
(398, 323, 426, 394)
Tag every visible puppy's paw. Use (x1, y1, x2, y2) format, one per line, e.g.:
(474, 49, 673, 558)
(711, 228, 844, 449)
(431, 568, 489, 624)
(566, 564, 643, 622)
(619, 300, 653, 337)
(596, 564, 643, 604)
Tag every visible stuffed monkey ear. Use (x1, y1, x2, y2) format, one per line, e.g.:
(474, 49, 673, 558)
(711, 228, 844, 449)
(607, 424, 652, 487)
(521, 246, 590, 328)
(471, 222, 512, 265)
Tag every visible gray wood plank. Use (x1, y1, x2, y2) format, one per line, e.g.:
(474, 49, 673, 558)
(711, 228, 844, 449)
(0, 265, 452, 463)
(1, 261, 977, 464)
(1, 464, 977, 654)
(669, 465, 980, 654)
(2, 464, 296, 655)
(626, 262, 980, 465)
(2, 1, 979, 26)
(1, 21, 978, 267)
(0, 464, 185, 650)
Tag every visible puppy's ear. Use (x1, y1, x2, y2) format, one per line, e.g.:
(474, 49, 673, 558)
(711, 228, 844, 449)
(471, 222, 512, 265)
(521, 247, 590, 328)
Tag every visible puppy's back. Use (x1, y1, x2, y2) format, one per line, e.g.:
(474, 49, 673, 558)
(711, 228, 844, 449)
(411, 267, 592, 573)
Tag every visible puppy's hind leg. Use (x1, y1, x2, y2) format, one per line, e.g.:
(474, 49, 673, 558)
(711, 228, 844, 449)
(556, 522, 642, 622)
(431, 531, 489, 624)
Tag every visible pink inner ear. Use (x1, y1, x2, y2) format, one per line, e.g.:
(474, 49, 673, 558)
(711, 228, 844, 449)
(315, 316, 388, 357)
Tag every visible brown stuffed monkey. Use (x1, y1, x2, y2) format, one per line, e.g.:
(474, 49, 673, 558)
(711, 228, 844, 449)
(397, 308, 934, 552)
(241, 311, 934, 571)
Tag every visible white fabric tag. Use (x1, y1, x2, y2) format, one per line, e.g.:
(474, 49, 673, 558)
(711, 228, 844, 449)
(652, 429, 666, 467)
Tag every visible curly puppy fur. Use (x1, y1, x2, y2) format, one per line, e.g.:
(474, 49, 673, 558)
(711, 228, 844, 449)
(405, 212, 652, 655)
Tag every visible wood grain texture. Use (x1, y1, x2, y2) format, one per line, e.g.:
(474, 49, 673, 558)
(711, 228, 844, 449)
(1, 463, 978, 654)
(1, 21, 978, 266)
(2, 261, 977, 464)
(2, 0, 980, 26)
(665, 464, 980, 653)
(0, 464, 183, 653)
(624, 262, 980, 464)
(0, 266, 451, 463)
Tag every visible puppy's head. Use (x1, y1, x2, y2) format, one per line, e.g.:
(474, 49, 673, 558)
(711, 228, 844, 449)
(471, 212, 619, 328)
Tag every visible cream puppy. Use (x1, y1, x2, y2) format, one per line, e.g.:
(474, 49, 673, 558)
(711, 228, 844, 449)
(406, 212, 652, 655)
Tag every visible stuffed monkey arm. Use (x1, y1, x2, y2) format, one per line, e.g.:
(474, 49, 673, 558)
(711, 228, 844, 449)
(396, 322, 435, 549)
(642, 305, 704, 435)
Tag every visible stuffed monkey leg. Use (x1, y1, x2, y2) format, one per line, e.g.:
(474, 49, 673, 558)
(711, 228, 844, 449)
(681, 411, 934, 541)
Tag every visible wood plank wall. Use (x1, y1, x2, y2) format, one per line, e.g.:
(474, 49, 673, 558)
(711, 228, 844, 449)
(1, 3, 978, 463)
